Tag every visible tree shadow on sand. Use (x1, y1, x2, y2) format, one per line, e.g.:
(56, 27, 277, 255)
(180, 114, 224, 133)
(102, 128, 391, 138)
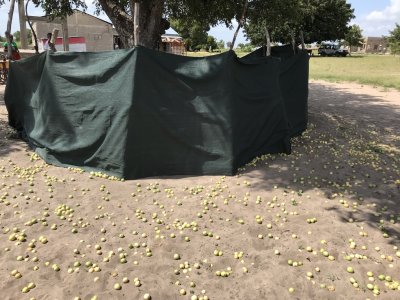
(0, 117, 24, 157)
(241, 81, 400, 243)
(0, 89, 26, 157)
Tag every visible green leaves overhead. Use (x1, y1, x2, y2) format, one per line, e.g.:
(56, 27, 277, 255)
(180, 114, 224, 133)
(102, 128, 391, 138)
(1, 0, 356, 48)
(165, 0, 242, 28)
(31, 0, 87, 19)
(170, 19, 209, 51)
(302, 0, 354, 43)
(244, 0, 355, 46)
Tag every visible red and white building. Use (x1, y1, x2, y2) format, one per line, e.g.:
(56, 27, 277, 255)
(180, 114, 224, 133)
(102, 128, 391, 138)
(32, 10, 185, 55)
(32, 10, 118, 52)
(40, 36, 87, 52)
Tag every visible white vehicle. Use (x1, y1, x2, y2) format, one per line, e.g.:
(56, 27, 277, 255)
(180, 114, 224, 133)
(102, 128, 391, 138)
(318, 44, 349, 57)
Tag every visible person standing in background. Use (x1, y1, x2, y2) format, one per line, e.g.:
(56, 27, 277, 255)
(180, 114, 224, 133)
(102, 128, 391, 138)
(3, 34, 21, 60)
(44, 32, 56, 52)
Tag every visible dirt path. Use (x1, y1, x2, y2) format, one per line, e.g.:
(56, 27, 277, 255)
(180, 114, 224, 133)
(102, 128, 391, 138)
(0, 82, 399, 300)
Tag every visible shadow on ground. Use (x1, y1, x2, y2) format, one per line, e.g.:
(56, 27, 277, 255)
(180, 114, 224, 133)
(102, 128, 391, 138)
(1, 80, 399, 244)
(242, 81, 400, 243)
(0, 90, 24, 157)
(0, 117, 22, 157)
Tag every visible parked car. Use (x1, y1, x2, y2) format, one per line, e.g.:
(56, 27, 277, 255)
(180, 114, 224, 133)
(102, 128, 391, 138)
(318, 44, 349, 57)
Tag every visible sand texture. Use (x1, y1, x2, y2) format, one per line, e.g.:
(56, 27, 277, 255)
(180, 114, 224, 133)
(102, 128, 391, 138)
(0, 80, 399, 300)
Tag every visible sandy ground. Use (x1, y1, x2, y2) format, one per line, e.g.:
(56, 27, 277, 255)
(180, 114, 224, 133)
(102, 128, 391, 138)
(0, 81, 399, 300)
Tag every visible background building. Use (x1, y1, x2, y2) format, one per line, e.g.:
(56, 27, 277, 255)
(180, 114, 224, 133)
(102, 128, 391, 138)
(31, 10, 185, 55)
(351, 37, 389, 54)
(32, 10, 119, 52)
(159, 34, 186, 55)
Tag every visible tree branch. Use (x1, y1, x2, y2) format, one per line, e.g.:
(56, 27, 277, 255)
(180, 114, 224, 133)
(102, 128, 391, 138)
(230, 0, 248, 51)
(98, 0, 134, 47)
(265, 26, 271, 56)
(300, 30, 305, 50)
(26, 0, 39, 53)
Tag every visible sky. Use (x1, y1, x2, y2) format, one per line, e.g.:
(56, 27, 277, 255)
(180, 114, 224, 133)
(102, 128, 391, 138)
(1, 0, 399, 44)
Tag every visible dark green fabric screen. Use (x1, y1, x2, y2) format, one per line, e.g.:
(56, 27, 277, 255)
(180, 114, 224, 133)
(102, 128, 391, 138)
(5, 46, 308, 179)
(243, 45, 309, 136)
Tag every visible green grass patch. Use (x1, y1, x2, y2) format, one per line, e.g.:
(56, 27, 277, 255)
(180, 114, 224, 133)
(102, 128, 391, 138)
(186, 50, 248, 58)
(309, 55, 400, 90)
(186, 51, 218, 57)
(186, 52, 400, 90)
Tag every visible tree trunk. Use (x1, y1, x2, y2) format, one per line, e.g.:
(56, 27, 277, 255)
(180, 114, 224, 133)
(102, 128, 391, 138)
(133, 1, 140, 46)
(230, 0, 248, 50)
(135, 0, 165, 49)
(98, 0, 135, 48)
(300, 30, 305, 51)
(6, 0, 16, 59)
(265, 26, 271, 56)
(291, 31, 296, 54)
(61, 18, 69, 51)
(18, 0, 28, 49)
(99, 0, 165, 49)
(50, 28, 59, 51)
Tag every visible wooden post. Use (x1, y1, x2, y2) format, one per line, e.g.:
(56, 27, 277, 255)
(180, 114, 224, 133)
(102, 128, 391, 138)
(265, 26, 271, 56)
(134, 1, 140, 46)
(230, 0, 248, 51)
(6, 0, 16, 59)
(61, 18, 69, 51)
(18, 0, 28, 49)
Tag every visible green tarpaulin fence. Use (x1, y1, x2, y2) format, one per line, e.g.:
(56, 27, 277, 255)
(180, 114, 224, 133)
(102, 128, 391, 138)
(5, 46, 309, 179)
(243, 45, 309, 136)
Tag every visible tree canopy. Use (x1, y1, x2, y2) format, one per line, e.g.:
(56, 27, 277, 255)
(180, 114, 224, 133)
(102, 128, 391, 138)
(169, 18, 219, 51)
(302, 0, 354, 43)
(169, 19, 205, 51)
(237, 42, 253, 52)
(13, 29, 33, 45)
(244, 0, 302, 46)
(217, 39, 225, 50)
(388, 23, 400, 55)
(244, 0, 354, 46)
(344, 24, 363, 54)
(1, 0, 354, 50)
(25, 0, 242, 49)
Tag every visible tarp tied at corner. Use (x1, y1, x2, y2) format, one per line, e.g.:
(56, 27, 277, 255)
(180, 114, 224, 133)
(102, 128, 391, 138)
(5, 46, 309, 179)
